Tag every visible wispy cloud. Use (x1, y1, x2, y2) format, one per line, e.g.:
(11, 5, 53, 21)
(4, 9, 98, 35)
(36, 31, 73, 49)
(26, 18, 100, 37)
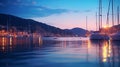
(0, 0, 70, 18)
(84, 10, 92, 13)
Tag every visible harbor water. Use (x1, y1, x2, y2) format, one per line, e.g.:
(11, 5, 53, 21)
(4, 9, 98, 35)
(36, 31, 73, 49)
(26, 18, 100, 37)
(0, 37, 120, 67)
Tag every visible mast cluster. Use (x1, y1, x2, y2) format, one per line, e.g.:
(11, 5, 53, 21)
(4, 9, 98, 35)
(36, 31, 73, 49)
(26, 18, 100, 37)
(99, 0, 102, 30)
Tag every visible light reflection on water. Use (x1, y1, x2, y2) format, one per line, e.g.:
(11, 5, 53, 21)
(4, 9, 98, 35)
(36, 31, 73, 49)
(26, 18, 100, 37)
(0, 37, 120, 67)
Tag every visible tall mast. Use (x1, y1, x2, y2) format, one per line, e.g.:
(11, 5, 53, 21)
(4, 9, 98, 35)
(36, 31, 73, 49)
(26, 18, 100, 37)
(96, 12, 97, 31)
(117, 6, 119, 25)
(7, 16, 9, 34)
(106, 0, 111, 27)
(112, 0, 114, 26)
(86, 16, 88, 30)
(99, 0, 102, 30)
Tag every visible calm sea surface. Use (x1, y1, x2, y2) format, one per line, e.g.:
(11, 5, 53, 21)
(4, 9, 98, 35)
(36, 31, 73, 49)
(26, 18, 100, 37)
(0, 37, 120, 67)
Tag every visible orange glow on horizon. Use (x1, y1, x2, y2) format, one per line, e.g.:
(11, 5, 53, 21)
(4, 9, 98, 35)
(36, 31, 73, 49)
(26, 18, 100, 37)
(103, 25, 111, 29)
(103, 25, 107, 29)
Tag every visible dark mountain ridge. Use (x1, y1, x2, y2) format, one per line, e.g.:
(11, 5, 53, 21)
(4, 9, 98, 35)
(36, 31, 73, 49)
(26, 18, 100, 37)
(64, 27, 87, 36)
(0, 14, 87, 37)
(0, 14, 73, 36)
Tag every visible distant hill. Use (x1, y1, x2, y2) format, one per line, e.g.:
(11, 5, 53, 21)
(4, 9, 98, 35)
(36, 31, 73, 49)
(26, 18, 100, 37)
(70, 28, 87, 36)
(110, 24, 120, 33)
(64, 27, 88, 36)
(0, 14, 73, 37)
(112, 24, 120, 29)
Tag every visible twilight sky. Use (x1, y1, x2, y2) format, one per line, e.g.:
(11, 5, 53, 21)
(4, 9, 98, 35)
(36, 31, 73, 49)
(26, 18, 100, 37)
(0, 0, 119, 30)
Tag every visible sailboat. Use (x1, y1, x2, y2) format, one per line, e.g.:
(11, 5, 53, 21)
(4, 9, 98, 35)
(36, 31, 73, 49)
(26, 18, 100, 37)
(90, 0, 110, 40)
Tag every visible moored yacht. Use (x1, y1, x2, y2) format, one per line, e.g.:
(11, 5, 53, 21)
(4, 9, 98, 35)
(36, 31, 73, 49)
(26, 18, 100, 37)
(90, 33, 110, 40)
(90, 0, 111, 40)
